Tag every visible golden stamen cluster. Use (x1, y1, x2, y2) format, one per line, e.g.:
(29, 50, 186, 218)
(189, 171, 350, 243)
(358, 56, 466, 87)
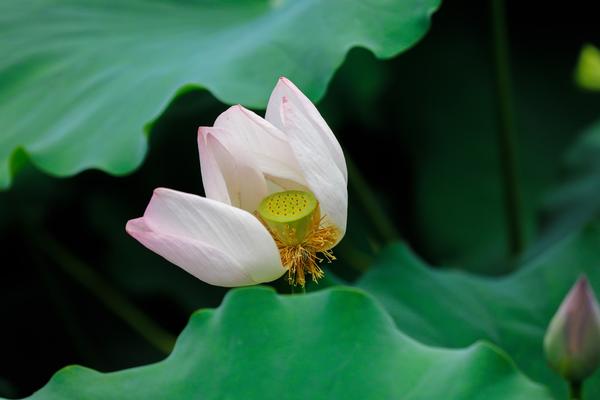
(272, 219, 338, 287)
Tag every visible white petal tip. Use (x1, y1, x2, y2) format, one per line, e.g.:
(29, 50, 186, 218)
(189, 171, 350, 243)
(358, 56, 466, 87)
(197, 126, 209, 137)
(125, 217, 151, 241)
(152, 187, 171, 197)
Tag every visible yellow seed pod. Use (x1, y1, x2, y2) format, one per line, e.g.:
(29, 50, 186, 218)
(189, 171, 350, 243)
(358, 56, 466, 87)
(257, 190, 319, 245)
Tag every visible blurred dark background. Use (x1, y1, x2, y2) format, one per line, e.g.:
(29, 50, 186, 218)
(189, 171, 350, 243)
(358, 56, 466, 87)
(1, 0, 599, 397)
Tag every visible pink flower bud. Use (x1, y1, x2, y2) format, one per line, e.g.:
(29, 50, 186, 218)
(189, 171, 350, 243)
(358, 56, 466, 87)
(544, 276, 600, 382)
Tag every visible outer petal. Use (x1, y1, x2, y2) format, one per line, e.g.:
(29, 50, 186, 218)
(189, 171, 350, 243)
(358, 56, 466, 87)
(126, 188, 285, 287)
(266, 77, 348, 183)
(265, 78, 348, 239)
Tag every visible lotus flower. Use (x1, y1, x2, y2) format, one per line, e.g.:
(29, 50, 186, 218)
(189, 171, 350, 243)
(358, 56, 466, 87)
(544, 275, 600, 382)
(126, 78, 347, 287)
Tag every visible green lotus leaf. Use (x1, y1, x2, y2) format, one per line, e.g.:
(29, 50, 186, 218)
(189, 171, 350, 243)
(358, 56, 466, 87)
(357, 221, 600, 398)
(14, 287, 550, 400)
(0, 0, 440, 189)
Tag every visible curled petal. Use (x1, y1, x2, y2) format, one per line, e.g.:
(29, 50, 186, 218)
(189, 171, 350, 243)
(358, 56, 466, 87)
(126, 188, 285, 287)
(266, 78, 348, 240)
(197, 127, 234, 206)
(198, 127, 269, 212)
(214, 105, 305, 185)
(199, 105, 307, 212)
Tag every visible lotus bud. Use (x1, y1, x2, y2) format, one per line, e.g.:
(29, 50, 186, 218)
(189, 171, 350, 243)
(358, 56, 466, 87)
(544, 275, 600, 382)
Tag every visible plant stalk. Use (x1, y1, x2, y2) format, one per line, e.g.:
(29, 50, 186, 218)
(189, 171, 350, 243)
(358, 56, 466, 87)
(290, 284, 306, 295)
(490, 0, 525, 257)
(569, 380, 583, 400)
(37, 234, 176, 355)
(346, 155, 400, 244)
(34, 253, 99, 364)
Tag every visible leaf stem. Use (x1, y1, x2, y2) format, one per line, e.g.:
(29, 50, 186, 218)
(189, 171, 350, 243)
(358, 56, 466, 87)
(37, 234, 176, 355)
(490, 0, 525, 257)
(346, 155, 400, 244)
(290, 284, 306, 295)
(569, 380, 583, 400)
(335, 242, 372, 272)
(33, 253, 99, 364)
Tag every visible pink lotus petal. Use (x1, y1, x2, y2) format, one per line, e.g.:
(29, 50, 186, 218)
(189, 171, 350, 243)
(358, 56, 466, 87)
(126, 188, 285, 287)
(265, 78, 348, 241)
(266, 77, 347, 183)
